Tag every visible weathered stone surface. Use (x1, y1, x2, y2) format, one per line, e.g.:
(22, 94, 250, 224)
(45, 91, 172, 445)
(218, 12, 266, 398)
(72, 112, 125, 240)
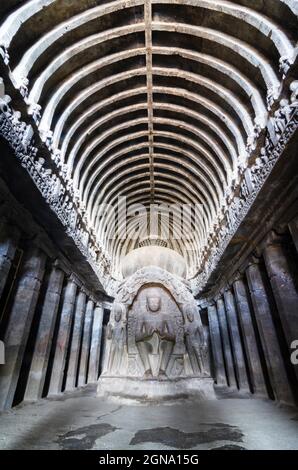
(216, 298, 237, 389)
(0, 220, 20, 299)
(102, 267, 208, 383)
(233, 277, 267, 396)
(25, 265, 65, 401)
(246, 261, 295, 406)
(0, 0, 297, 412)
(88, 304, 104, 383)
(65, 290, 87, 392)
(97, 376, 216, 401)
(0, 246, 46, 410)
(207, 304, 227, 386)
(78, 299, 94, 387)
(48, 277, 77, 396)
(1, 0, 297, 298)
(223, 289, 249, 391)
(263, 238, 298, 381)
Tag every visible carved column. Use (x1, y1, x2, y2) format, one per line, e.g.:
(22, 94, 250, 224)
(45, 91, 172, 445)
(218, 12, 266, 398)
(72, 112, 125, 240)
(246, 258, 295, 405)
(207, 303, 227, 386)
(224, 289, 250, 391)
(0, 220, 20, 299)
(24, 264, 65, 401)
(233, 275, 267, 396)
(263, 234, 298, 382)
(78, 298, 94, 387)
(216, 298, 237, 388)
(88, 303, 104, 383)
(0, 246, 46, 410)
(48, 276, 77, 396)
(65, 290, 87, 391)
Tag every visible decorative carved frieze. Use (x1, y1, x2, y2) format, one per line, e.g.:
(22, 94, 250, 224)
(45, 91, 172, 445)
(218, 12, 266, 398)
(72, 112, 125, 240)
(0, 77, 112, 293)
(191, 81, 298, 295)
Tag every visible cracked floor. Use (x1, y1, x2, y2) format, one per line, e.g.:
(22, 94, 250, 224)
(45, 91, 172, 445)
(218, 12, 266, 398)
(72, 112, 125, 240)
(0, 388, 298, 450)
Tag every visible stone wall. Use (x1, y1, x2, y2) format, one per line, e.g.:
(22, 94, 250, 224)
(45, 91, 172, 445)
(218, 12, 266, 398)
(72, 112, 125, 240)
(0, 184, 110, 410)
(205, 224, 298, 407)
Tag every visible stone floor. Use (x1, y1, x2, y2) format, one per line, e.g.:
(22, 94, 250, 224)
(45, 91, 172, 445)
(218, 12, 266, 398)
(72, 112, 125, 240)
(0, 387, 297, 450)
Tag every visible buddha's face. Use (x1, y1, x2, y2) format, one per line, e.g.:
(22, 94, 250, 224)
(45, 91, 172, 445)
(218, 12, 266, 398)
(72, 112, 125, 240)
(113, 304, 122, 322)
(187, 310, 194, 323)
(146, 289, 161, 313)
(115, 311, 122, 322)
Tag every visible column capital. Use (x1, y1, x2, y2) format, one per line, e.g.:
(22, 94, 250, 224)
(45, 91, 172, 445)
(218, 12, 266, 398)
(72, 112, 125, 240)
(68, 272, 81, 286)
(215, 294, 225, 304)
(79, 285, 88, 297)
(246, 254, 261, 268)
(95, 301, 104, 310)
(77, 287, 87, 298)
(223, 285, 233, 294)
(232, 271, 243, 284)
(87, 295, 97, 305)
(197, 298, 208, 309)
(263, 230, 285, 248)
(53, 257, 70, 274)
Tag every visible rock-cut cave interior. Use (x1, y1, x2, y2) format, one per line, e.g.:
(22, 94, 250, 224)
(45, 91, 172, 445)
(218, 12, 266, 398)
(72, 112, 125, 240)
(0, 0, 298, 452)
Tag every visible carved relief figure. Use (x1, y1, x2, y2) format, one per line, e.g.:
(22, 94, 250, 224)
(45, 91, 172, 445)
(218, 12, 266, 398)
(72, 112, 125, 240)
(135, 287, 176, 379)
(106, 303, 127, 375)
(102, 267, 211, 380)
(184, 304, 207, 376)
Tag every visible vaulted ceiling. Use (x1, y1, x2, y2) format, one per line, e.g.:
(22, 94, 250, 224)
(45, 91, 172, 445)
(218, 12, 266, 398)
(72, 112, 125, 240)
(0, 0, 297, 281)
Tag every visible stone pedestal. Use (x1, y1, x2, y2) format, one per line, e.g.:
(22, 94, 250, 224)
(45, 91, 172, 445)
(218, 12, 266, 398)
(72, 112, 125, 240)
(97, 376, 216, 402)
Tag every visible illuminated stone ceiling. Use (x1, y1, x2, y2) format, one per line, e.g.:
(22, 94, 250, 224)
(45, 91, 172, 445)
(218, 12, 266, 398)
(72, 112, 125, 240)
(0, 0, 297, 295)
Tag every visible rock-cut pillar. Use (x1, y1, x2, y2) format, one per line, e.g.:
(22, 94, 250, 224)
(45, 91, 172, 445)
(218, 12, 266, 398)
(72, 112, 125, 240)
(216, 298, 237, 388)
(207, 303, 227, 386)
(65, 290, 86, 391)
(78, 299, 94, 387)
(0, 220, 20, 300)
(48, 276, 77, 396)
(246, 259, 295, 406)
(24, 264, 65, 401)
(263, 235, 298, 382)
(233, 275, 267, 396)
(88, 304, 104, 383)
(0, 246, 46, 410)
(224, 289, 250, 391)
